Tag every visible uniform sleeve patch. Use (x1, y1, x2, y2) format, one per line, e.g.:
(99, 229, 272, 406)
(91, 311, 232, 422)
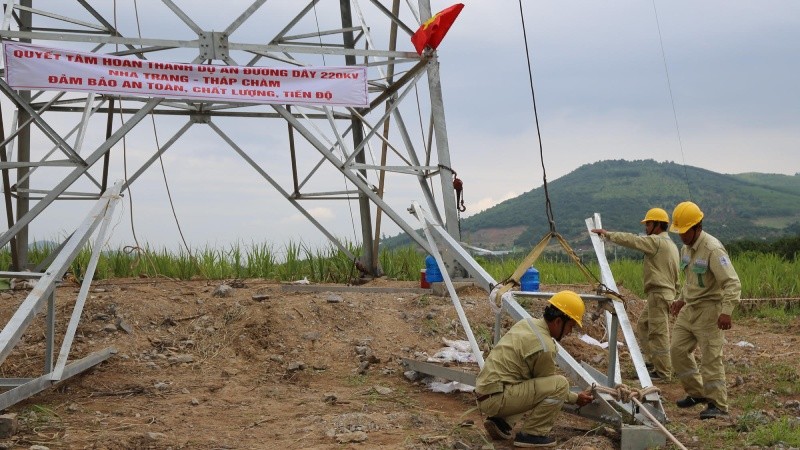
(719, 255, 730, 266)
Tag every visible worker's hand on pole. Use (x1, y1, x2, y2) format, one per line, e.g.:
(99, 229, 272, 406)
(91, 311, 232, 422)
(590, 228, 606, 237)
(576, 391, 594, 407)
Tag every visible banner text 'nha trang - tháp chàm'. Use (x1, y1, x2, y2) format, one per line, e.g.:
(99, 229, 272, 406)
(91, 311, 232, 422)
(3, 42, 368, 107)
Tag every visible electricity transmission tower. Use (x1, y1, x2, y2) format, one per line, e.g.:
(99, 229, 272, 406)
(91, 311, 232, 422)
(0, 0, 463, 276)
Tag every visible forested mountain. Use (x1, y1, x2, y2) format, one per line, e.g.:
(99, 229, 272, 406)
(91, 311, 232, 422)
(387, 160, 800, 250)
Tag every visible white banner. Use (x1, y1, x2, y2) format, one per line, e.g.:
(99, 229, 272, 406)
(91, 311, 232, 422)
(3, 42, 368, 107)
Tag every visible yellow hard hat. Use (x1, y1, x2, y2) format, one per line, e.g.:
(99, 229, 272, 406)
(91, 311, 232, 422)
(548, 290, 585, 327)
(670, 201, 704, 234)
(641, 207, 669, 224)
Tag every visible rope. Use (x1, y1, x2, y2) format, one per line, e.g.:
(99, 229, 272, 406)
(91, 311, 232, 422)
(516, 1, 555, 232)
(588, 383, 688, 450)
(651, 0, 692, 201)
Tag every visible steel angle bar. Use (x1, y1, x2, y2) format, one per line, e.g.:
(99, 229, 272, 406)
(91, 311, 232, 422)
(109, 46, 177, 57)
(294, 109, 350, 161)
(351, 164, 435, 175)
(351, 1, 392, 83)
(0, 160, 76, 168)
(501, 293, 623, 426)
(402, 358, 476, 386)
(160, 0, 204, 34)
(297, 152, 330, 193)
(50, 181, 121, 381)
(0, 271, 43, 279)
(120, 120, 194, 190)
(44, 291, 55, 373)
(425, 57, 459, 246)
(0, 98, 161, 249)
(13, 189, 107, 198)
(391, 109, 442, 225)
(513, 291, 615, 304)
(234, 42, 415, 59)
(367, 0, 416, 36)
(0, 181, 123, 366)
(207, 120, 357, 262)
(411, 202, 484, 368)
(77, 0, 153, 59)
(72, 92, 97, 156)
(349, 108, 415, 167)
(585, 215, 622, 386)
(366, 59, 428, 113)
(224, 0, 268, 35)
(266, 0, 321, 47)
(409, 201, 494, 291)
(0, 80, 85, 165)
(11, 93, 107, 191)
(279, 26, 363, 42)
(294, 189, 362, 198)
(586, 214, 658, 402)
(323, 107, 351, 163)
(0, 30, 199, 49)
(0, 379, 33, 389)
(341, 71, 426, 167)
(0, 347, 116, 411)
(12, 3, 107, 31)
(1, 0, 15, 31)
(0, 91, 68, 151)
(273, 104, 429, 250)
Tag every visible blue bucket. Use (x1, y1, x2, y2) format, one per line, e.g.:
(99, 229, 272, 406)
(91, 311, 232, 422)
(520, 267, 539, 292)
(425, 255, 443, 283)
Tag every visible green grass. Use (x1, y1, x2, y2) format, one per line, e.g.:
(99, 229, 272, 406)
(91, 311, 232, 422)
(3, 243, 800, 308)
(748, 417, 800, 447)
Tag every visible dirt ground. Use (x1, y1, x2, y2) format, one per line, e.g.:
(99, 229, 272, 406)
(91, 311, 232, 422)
(0, 278, 799, 449)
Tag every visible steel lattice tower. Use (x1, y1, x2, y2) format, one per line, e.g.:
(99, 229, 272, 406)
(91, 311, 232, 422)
(0, 0, 462, 276)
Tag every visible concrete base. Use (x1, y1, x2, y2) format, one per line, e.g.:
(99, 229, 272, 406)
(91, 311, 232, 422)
(620, 425, 666, 450)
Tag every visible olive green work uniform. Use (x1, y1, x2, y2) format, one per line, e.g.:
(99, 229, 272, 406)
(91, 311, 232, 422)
(475, 318, 578, 436)
(605, 231, 680, 377)
(671, 231, 740, 411)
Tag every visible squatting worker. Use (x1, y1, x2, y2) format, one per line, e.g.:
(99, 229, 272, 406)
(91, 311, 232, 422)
(669, 201, 741, 420)
(474, 290, 594, 448)
(591, 207, 680, 381)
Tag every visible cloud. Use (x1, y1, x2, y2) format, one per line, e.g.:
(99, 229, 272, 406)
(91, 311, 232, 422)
(284, 207, 335, 223)
(462, 191, 519, 218)
(5, 0, 800, 252)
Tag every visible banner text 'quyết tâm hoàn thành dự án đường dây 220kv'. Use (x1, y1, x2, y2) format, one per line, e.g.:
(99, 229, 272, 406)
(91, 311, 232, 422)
(3, 42, 368, 107)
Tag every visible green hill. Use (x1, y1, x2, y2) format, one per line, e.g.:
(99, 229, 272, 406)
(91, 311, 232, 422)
(387, 160, 800, 251)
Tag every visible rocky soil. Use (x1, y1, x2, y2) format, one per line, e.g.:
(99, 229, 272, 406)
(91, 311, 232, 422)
(0, 278, 798, 449)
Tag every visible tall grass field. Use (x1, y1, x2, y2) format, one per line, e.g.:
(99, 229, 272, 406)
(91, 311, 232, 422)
(2, 242, 797, 302)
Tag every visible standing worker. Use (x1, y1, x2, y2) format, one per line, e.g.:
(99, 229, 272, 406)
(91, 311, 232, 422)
(474, 291, 594, 448)
(669, 201, 741, 419)
(591, 207, 680, 381)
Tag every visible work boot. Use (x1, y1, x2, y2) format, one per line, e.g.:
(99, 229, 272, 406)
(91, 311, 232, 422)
(483, 416, 513, 440)
(648, 370, 671, 381)
(676, 396, 707, 408)
(648, 370, 663, 381)
(699, 403, 729, 420)
(513, 432, 556, 448)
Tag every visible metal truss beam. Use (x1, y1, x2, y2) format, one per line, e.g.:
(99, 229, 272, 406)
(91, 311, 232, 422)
(0, 183, 121, 410)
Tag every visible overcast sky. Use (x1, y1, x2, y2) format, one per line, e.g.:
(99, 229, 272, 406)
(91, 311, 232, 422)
(4, 1, 799, 252)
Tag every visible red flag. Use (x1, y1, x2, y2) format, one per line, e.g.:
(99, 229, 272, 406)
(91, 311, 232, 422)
(411, 3, 464, 55)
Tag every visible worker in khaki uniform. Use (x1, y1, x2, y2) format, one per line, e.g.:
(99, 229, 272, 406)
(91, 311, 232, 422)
(591, 207, 680, 381)
(475, 291, 594, 448)
(669, 201, 740, 419)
